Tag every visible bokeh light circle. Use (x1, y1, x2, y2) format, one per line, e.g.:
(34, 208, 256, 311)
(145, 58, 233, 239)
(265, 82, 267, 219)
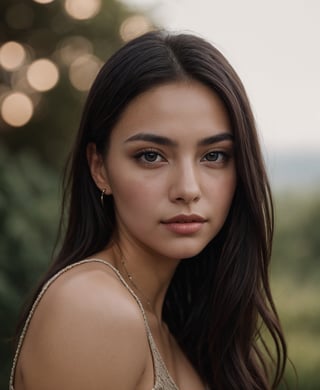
(58, 36, 93, 65)
(64, 0, 101, 20)
(27, 59, 59, 91)
(1, 92, 34, 127)
(0, 41, 26, 71)
(69, 54, 102, 91)
(120, 15, 152, 42)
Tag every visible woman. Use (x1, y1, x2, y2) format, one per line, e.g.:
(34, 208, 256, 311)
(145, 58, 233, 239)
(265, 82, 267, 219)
(10, 30, 287, 389)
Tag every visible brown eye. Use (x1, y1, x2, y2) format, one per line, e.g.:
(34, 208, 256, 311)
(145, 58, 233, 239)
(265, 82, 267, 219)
(134, 149, 165, 164)
(205, 152, 220, 161)
(143, 152, 159, 162)
(202, 151, 229, 163)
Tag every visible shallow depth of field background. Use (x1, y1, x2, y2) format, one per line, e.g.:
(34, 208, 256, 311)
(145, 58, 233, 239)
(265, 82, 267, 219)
(0, 0, 319, 388)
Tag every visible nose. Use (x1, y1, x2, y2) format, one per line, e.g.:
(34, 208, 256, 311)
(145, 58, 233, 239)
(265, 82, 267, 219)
(169, 161, 201, 204)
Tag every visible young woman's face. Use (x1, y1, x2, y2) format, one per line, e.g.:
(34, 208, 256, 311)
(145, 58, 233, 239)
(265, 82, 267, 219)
(103, 81, 236, 260)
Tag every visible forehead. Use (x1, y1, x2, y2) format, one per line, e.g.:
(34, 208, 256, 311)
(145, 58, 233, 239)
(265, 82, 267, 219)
(110, 81, 231, 143)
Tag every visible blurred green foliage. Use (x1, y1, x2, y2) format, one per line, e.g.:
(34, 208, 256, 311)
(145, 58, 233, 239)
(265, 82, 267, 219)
(273, 194, 320, 281)
(0, 146, 59, 382)
(272, 193, 320, 389)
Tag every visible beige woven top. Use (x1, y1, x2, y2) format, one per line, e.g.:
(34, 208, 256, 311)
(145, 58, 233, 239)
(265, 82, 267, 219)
(9, 258, 179, 390)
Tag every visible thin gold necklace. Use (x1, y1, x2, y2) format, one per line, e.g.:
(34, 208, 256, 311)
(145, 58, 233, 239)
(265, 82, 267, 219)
(120, 257, 152, 308)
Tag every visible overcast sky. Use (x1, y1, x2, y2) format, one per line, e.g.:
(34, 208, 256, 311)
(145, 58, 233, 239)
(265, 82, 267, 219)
(122, 0, 320, 155)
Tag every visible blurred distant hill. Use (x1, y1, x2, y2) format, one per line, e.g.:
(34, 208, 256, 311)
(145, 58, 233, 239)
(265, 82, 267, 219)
(266, 151, 320, 193)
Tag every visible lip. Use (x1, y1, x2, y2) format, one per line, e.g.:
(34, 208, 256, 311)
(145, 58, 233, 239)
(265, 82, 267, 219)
(161, 214, 207, 234)
(162, 214, 207, 224)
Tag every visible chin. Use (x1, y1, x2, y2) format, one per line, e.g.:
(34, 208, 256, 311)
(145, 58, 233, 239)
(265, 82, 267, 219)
(163, 243, 209, 261)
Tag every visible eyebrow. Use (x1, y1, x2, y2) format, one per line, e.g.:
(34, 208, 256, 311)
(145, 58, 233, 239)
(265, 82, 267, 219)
(124, 132, 233, 146)
(124, 133, 177, 146)
(198, 133, 234, 146)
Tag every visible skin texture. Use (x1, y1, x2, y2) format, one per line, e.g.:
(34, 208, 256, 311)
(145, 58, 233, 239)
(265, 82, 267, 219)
(16, 81, 236, 390)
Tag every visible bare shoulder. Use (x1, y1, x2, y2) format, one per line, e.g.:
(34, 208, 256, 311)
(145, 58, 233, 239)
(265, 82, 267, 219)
(19, 261, 149, 390)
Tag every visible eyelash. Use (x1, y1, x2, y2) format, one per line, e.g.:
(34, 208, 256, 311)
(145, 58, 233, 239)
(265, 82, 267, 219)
(133, 149, 230, 166)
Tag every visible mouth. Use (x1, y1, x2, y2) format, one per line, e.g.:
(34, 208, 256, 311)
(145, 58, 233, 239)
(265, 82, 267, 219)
(161, 214, 207, 235)
(162, 214, 207, 224)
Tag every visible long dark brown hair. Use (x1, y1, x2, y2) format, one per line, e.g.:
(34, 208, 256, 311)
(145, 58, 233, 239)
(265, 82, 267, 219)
(17, 30, 286, 389)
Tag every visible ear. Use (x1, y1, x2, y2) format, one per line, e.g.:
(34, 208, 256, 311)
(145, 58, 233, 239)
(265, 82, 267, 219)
(86, 143, 112, 195)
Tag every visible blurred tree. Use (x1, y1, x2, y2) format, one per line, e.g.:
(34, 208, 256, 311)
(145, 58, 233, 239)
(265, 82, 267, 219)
(0, 145, 59, 384)
(0, 0, 152, 168)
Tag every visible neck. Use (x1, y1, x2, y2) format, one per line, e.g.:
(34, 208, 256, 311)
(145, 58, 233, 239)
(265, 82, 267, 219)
(120, 255, 153, 309)
(104, 243, 180, 320)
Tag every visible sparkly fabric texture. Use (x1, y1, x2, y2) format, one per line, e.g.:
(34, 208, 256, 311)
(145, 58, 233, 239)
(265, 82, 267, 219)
(9, 258, 179, 390)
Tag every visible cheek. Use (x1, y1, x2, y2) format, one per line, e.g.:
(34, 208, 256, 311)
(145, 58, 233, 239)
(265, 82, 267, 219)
(109, 173, 162, 214)
(223, 173, 237, 203)
(211, 169, 237, 195)
(210, 172, 237, 215)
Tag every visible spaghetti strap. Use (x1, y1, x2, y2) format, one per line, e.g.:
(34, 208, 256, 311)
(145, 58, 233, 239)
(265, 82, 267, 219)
(9, 258, 179, 390)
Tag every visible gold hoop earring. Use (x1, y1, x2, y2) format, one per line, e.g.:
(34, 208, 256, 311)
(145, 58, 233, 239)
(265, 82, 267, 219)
(100, 188, 107, 207)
